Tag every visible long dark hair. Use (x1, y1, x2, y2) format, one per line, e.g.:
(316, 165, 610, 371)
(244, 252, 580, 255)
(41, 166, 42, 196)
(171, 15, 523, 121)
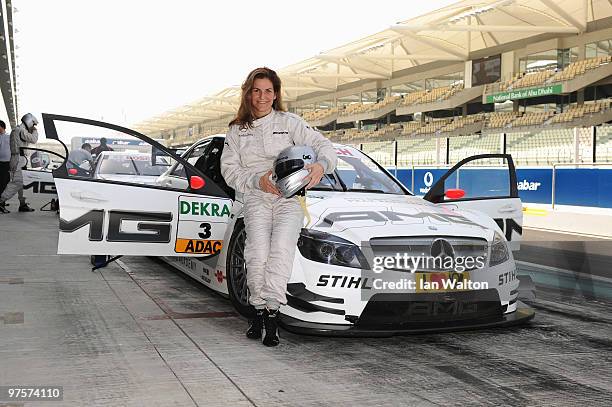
(229, 67, 285, 128)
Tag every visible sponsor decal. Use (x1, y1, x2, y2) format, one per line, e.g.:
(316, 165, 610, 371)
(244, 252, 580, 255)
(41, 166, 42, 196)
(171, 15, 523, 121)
(403, 301, 478, 316)
(498, 269, 517, 286)
(485, 84, 562, 103)
(179, 200, 231, 218)
(420, 172, 434, 194)
(23, 181, 57, 194)
(517, 180, 541, 191)
(60, 210, 172, 243)
(175, 239, 223, 254)
(215, 270, 224, 283)
(335, 147, 356, 157)
(318, 275, 373, 289)
(175, 196, 231, 255)
(316, 210, 481, 229)
(272, 131, 289, 134)
(176, 257, 197, 271)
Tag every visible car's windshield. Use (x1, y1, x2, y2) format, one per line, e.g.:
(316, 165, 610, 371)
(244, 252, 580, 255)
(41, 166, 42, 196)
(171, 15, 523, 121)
(98, 154, 166, 176)
(311, 146, 408, 195)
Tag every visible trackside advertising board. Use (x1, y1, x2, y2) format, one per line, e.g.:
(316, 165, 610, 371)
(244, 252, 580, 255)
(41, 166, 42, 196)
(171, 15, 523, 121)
(390, 167, 612, 208)
(485, 84, 563, 103)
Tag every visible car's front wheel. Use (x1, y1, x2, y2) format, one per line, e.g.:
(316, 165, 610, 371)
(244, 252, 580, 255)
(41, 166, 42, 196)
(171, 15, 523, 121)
(226, 219, 255, 318)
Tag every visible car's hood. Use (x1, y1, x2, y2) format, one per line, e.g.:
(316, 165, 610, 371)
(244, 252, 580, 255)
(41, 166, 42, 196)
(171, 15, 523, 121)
(304, 191, 494, 243)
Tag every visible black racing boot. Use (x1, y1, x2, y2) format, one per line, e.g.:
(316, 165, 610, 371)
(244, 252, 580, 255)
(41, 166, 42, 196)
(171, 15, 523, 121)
(18, 203, 35, 212)
(246, 309, 264, 339)
(262, 308, 280, 347)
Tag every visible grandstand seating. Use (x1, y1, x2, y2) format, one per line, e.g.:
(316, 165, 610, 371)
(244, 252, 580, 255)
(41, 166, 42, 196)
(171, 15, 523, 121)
(596, 127, 612, 161)
(497, 69, 554, 91)
(549, 55, 612, 82)
(399, 83, 464, 106)
(551, 100, 612, 123)
(337, 96, 401, 118)
(322, 98, 612, 145)
(302, 107, 339, 123)
(400, 121, 422, 136)
(448, 134, 502, 164)
(396, 137, 440, 166)
(506, 129, 577, 165)
(486, 111, 522, 129)
(492, 56, 612, 94)
(415, 119, 452, 135)
(511, 111, 554, 127)
(439, 114, 485, 134)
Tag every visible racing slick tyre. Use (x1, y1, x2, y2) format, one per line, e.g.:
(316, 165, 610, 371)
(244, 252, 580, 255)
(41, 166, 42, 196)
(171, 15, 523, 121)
(226, 219, 255, 318)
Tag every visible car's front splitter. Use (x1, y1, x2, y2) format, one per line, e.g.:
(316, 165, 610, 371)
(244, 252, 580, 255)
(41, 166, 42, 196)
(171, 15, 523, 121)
(279, 301, 534, 337)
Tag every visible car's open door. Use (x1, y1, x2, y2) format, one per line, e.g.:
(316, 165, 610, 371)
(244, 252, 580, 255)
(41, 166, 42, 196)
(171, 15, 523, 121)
(44, 114, 233, 258)
(424, 154, 522, 250)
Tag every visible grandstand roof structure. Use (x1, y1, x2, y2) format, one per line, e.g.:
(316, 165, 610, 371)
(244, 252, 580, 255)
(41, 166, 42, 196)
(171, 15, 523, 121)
(134, 0, 611, 135)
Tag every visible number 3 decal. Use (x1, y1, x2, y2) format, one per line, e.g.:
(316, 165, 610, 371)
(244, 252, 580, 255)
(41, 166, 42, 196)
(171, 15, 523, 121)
(198, 222, 211, 239)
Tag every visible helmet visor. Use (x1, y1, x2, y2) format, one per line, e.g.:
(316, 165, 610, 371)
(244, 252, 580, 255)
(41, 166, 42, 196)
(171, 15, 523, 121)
(274, 159, 305, 179)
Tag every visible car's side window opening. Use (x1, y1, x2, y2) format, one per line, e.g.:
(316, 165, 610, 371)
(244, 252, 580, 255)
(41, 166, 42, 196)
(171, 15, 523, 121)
(204, 139, 235, 199)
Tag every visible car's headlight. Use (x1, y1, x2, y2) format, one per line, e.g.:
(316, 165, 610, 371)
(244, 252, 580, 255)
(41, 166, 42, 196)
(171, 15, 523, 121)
(489, 231, 509, 267)
(297, 229, 369, 269)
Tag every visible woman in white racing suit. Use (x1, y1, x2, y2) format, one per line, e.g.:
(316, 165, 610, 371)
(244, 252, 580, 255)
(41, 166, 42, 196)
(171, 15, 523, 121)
(220, 67, 337, 346)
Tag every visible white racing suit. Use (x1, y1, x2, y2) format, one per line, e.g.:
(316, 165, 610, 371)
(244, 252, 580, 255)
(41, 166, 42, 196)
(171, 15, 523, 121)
(1, 124, 39, 205)
(221, 110, 337, 308)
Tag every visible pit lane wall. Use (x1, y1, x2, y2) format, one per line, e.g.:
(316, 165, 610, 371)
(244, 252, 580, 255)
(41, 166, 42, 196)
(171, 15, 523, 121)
(388, 166, 612, 209)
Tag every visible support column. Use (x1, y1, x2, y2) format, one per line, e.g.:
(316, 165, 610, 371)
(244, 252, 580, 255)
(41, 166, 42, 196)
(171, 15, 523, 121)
(592, 126, 597, 163)
(574, 127, 580, 163)
(445, 137, 450, 165)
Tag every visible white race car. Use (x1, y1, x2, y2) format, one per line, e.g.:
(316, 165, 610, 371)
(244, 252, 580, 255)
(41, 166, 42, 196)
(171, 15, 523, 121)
(20, 147, 65, 210)
(46, 114, 534, 336)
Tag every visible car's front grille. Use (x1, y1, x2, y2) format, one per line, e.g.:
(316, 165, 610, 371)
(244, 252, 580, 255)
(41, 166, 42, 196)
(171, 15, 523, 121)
(356, 289, 503, 328)
(369, 236, 488, 272)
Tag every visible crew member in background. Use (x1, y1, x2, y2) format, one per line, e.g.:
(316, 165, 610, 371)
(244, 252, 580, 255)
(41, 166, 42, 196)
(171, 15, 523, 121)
(91, 137, 113, 156)
(220, 67, 337, 347)
(0, 113, 39, 213)
(66, 143, 93, 175)
(0, 120, 10, 213)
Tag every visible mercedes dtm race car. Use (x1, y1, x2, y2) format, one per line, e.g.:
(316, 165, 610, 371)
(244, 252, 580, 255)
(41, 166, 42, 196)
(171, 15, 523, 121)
(17, 147, 64, 211)
(46, 114, 535, 336)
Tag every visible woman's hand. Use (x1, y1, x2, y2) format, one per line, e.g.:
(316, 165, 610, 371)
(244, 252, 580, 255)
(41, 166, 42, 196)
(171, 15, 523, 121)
(259, 169, 281, 196)
(303, 163, 325, 189)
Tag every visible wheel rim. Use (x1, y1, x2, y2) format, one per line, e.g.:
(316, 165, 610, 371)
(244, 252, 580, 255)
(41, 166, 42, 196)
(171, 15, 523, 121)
(229, 227, 250, 307)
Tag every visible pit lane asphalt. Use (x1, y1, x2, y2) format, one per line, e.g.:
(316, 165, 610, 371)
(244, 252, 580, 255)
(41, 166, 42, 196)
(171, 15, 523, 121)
(1, 197, 611, 406)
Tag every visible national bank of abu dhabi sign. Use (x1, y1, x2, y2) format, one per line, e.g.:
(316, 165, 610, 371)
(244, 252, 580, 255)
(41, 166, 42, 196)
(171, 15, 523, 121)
(486, 84, 563, 103)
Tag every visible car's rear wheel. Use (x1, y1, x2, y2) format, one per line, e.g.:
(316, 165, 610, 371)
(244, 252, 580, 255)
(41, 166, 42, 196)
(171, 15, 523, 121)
(226, 219, 255, 318)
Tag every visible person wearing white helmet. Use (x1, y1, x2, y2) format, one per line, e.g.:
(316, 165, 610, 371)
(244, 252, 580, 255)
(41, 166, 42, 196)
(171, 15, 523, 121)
(0, 113, 39, 213)
(220, 67, 337, 346)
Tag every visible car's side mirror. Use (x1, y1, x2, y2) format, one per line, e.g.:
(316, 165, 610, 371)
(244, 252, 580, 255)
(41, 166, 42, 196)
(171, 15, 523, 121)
(445, 188, 465, 199)
(190, 175, 205, 190)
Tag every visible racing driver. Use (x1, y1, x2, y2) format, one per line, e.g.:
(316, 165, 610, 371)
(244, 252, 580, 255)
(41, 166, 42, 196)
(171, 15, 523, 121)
(221, 67, 337, 347)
